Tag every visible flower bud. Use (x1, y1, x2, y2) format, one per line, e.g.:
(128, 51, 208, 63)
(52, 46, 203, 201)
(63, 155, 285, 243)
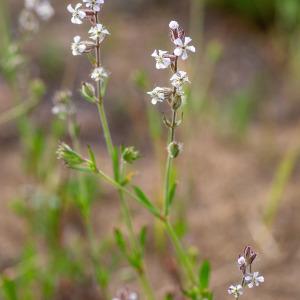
(122, 146, 140, 164)
(167, 141, 183, 159)
(172, 94, 182, 110)
(243, 245, 257, 265)
(81, 82, 96, 103)
(57, 142, 85, 168)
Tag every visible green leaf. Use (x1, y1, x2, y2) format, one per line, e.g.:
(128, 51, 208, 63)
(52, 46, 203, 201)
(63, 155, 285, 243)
(87, 145, 98, 171)
(133, 186, 160, 218)
(139, 226, 147, 252)
(114, 228, 127, 254)
(199, 260, 211, 291)
(166, 182, 177, 216)
(112, 147, 120, 182)
(1, 277, 17, 300)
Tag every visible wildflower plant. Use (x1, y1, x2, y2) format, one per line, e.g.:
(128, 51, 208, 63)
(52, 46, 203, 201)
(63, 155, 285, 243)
(59, 1, 216, 297)
(228, 246, 265, 299)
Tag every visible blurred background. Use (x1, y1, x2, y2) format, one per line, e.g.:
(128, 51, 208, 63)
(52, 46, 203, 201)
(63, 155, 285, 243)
(0, 0, 300, 299)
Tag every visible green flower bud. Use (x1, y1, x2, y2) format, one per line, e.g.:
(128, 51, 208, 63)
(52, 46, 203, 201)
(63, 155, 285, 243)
(167, 141, 183, 159)
(57, 143, 85, 168)
(81, 82, 96, 103)
(122, 146, 140, 164)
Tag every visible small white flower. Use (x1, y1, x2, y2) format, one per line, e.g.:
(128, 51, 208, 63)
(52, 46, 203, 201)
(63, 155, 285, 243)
(83, 0, 104, 12)
(35, 1, 54, 20)
(91, 67, 109, 82)
(245, 272, 264, 288)
(228, 285, 243, 298)
(151, 50, 171, 70)
(67, 3, 86, 24)
(71, 36, 86, 56)
(88, 24, 110, 42)
(238, 256, 246, 266)
(174, 37, 196, 60)
(170, 71, 190, 88)
(147, 87, 167, 105)
(169, 20, 179, 30)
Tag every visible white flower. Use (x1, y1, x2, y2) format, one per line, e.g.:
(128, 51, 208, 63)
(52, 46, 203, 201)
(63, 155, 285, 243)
(174, 37, 196, 60)
(147, 87, 167, 105)
(83, 0, 104, 12)
(169, 20, 179, 30)
(91, 67, 109, 82)
(228, 285, 243, 298)
(67, 3, 86, 24)
(151, 50, 171, 69)
(35, 1, 54, 21)
(71, 36, 86, 56)
(238, 256, 246, 266)
(170, 71, 190, 88)
(245, 272, 264, 288)
(88, 24, 110, 42)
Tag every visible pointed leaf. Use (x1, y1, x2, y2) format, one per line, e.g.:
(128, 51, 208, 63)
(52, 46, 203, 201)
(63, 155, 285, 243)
(166, 182, 177, 216)
(133, 186, 160, 218)
(199, 260, 211, 290)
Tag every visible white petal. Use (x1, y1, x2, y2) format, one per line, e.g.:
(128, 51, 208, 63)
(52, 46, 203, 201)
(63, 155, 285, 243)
(151, 50, 158, 57)
(184, 37, 192, 45)
(174, 38, 183, 47)
(181, 50, 188, 60)
(174, 47, 183, 56)
(74, 35, 81, 42)
(67, 4, 74, 13)
(187, 45, 196, 53)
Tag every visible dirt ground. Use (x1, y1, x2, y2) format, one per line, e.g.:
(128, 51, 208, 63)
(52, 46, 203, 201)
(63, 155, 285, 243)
(1, 2, 300, 300)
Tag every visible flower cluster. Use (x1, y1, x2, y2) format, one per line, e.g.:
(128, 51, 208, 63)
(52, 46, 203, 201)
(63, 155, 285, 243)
(147, 21, 195, 158)
(67, 0, 110, 83)
(52, 90, 75, 120)
(19, 0, 54, 32)
(228, 246, 264, 299)
(147, 20, 195, 106)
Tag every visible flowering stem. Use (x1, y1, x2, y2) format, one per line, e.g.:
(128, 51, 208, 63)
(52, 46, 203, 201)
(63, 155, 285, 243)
(163, 108, 177, 216)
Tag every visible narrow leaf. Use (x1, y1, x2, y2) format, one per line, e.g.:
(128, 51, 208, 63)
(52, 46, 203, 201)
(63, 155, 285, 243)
(199, 260, 211, 290)
(166, 182, 177, 215)
(114, 228, 127, 254)
(133, 186, 160, 218)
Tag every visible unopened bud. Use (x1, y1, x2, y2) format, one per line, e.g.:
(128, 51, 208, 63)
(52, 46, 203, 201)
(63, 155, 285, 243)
(167, 141, 183, 159)
(81, 82, 96, 103)
(122, 146, 140, 164)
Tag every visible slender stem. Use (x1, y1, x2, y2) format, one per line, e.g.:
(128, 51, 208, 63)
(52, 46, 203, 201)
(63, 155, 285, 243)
(164, 220, 197, 286)
(163, 109, 177, 216)
(93, 13, 155, 300)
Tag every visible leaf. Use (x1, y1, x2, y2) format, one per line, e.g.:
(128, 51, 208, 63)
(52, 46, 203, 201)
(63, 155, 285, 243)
(166, 182, 177, 216)
(199, 260, 211, 291)
(114, 228, 127, 254)
(112, 147, 120, 182)
(133, 186, 160, 218)
(139, 226, 147, 252)
(1, 277, 17, 300)
(87, 145, 98, 171)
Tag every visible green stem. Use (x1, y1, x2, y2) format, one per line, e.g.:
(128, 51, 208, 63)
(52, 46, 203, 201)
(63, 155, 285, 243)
(163, 109, 177, 216)
(93, 13, 155, 300)
(164, 220, 197, 286)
